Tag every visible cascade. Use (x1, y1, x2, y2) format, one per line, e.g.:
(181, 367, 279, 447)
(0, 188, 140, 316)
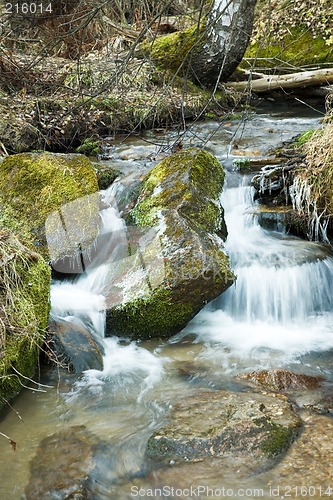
(182, 176, 333, 365)
(3, 107, 333, 499)
(50, 179, 165, 391)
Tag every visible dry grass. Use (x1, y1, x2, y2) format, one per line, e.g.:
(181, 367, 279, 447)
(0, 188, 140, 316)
(289, 110, 333, 241)
(302, 121, 333, 216)
(0, 231, 39, 351)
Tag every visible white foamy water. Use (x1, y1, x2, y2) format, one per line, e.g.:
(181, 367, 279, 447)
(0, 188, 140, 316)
(182, 178, 333, 364)
(75, 337, 165, 401)
(50, 180, 165, 390)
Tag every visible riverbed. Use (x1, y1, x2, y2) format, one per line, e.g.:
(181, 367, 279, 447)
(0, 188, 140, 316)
(1, 99, 332, 499)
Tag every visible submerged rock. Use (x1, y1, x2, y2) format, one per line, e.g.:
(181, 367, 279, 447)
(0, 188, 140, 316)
(258, 413, 333, 490)
(0, 152, 99, 259)
(25, 425, 102, 500)
(48, 318, 104, 372)
(256, 207, 308, 238)
(0, 231, 51, 412)
(239, 369, 325, 393)
(146, 390, 301, 465)
(105, 148, 235, 340)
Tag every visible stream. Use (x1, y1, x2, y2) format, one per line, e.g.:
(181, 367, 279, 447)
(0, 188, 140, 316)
(1, 100, 333, 499)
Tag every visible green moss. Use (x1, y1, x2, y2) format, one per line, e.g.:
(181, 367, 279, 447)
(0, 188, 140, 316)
(0, 153, 99, 258)
(76, 137, 100, 156)
(93, 163, 120, 190)
(108, 288, 194, 340)
(140, 25, 204, 74)
(0, 233, 51, 412)
(295, 129, 317, 147)
(233, 158, 252, 171)
(132, 148, 225, 233)
(244, 28, 333, 68)
(260, 422, 296, 457)
(0, 204, 32, 246)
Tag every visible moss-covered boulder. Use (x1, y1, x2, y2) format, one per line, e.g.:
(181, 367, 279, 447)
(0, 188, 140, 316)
(105, 148, 235, 340)
(146, 390, 302, 466)
(0, 231, 51, 412)
(0, 153, 99, 261)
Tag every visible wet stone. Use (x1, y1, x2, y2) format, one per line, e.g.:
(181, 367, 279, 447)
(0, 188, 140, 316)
(25, 426, 103, 500)
(48, 318, 104, 372)
(258, 413, 333, 489)
(146, 390, 301, 469)
(239, 369, 325, 393)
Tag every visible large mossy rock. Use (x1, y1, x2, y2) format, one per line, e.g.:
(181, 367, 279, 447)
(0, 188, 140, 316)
(0, 231, 51, 412)
(146, 390, 302, 465)
(0, 153, 99, 260)
(105, 148, 235, 340)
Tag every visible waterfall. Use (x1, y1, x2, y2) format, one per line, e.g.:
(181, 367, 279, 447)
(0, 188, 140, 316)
(50, 182, 127, 336)
(182, 176, 333, 365)
(49, 180, 165, 392)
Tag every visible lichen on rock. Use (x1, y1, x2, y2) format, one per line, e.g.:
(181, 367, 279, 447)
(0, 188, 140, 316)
(105, 147, 235, 340)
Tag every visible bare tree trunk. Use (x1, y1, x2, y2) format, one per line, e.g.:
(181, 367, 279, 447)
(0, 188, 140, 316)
(191, 0, 257, 87)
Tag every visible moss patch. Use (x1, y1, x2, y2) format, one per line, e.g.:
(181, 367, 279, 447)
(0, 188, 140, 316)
(76, 137, 100, 156)
(245, 0, 333, 69)
(140, 25, 204, 75)
(131, 148, 225, 232)
(93, 163, 121, 190)
(245, 28, 333, 69)
(259, 421, 296, 457)
(107, 289, 194, 340)
(0, 231, 51, 411)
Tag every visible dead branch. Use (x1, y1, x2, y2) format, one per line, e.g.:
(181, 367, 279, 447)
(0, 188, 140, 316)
(227, 68, 333, 93)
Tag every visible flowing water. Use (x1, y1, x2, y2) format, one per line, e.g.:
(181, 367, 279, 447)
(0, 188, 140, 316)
(1, 101, 333, 499)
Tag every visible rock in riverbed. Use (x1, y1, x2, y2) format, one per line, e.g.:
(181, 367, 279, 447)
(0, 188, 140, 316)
(146, 390, 301, 466)
(105, 148, 235, 340)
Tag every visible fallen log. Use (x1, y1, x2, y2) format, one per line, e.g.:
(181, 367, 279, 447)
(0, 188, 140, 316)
(226, 68, 333, 92)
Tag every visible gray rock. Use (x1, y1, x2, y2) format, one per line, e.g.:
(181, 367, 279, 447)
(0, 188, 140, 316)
(146, 390, 301, 465)
(25, 426, 101, 500)
(48, 318, 104, 372)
